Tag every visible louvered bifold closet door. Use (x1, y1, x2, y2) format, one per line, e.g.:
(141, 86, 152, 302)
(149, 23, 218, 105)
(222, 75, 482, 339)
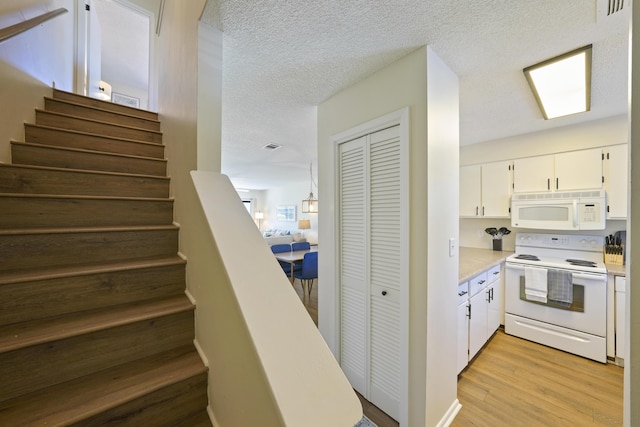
(368, 126, 401, 420)
(339, 136, 368, 394)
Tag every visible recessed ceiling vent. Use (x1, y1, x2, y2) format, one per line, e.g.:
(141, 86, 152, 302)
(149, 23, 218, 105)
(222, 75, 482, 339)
(262, 143, 281, 151)
(605, 0, 624, 16)
(597, 0, 627, 21)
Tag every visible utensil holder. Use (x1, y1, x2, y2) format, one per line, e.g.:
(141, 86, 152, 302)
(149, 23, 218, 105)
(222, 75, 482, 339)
(492, 239, 502, 251)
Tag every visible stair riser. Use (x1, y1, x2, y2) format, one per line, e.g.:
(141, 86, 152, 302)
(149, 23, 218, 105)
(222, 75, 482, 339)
(36, 111, 162, 144)
(0, 196, 173, 229)
(53, 89, 158, 121)
(12, 143, 167, 176)
(25, 124, 165, 159)
(0, 229, 178, 272)
(0, 310, 194, 403)
(0, 263, 186, 325)
(45, 98, 161, 131)
(78, 374, 209, 427)
(0, 166, 170, 198)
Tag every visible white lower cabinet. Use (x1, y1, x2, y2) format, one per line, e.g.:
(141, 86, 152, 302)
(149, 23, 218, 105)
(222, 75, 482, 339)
(458, 264, 502, 370)
(469, 285, 489, 360)
(457, 282, 469, 374)
(615, 276, 626, 360)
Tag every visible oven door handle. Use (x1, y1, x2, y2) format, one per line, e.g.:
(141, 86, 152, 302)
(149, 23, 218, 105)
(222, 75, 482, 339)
(572, 200, 579, 228)
(571, 273, 606, 281)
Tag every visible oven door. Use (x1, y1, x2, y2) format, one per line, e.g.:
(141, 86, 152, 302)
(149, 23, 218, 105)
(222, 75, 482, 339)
(505, 262, 606, 337)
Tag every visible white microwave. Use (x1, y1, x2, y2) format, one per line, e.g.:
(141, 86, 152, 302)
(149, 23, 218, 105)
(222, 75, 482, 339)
(511, 189, 606, 230)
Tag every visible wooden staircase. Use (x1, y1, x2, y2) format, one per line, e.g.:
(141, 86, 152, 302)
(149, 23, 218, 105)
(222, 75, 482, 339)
(0, 90, 211, 426)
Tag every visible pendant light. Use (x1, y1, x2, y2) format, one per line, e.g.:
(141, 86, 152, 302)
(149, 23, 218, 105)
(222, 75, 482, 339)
(302, 162, 318, 213)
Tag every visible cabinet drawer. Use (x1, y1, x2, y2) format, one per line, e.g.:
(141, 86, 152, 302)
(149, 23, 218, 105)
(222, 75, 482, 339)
(458, 281, 469, 305)
(469, 272, 488, 297)
(486, 264, 501, 284)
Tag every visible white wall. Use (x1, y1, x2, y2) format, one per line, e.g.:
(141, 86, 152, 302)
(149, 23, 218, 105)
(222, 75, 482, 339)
(460, 114, 627, 166)
(626, 5, 639, 426)
(318, 46, 459, 427)
(0, 0, 75, 163)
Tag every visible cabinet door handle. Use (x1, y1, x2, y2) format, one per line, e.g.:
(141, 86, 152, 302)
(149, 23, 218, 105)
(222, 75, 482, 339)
(547, 178, 550, 190)
(486, 289, 491, 302)
(467, 304, 471, 319)
(556, 177, 559, 190)
(490, 287, 494, 301)
(482, 206, 485, 216)
(478, 280, 485, 285)
(382, 290, 387, 296)
(475, 206, 479, 216)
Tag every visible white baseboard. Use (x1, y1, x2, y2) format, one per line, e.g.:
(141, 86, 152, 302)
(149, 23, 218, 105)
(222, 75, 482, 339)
(207, 404, 218, 426)
(436, 399, 462, 427)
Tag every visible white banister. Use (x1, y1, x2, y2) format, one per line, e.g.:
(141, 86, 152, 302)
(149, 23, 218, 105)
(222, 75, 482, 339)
(0, 8, 67, 44)
(190, 171, 362, 426)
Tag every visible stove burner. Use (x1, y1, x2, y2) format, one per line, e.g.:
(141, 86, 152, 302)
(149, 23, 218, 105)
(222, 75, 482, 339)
(514, 254, 540, 261)
(566, 259, 597, 267)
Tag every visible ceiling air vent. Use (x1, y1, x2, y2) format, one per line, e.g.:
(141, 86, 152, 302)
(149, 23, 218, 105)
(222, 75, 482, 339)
(605, 0, 625, 16)
(597, 0, 627, 21)
(262, 143, 281, 150)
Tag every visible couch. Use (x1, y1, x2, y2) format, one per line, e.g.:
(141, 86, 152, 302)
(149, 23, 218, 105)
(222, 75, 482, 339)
(262, 229, 302, 246)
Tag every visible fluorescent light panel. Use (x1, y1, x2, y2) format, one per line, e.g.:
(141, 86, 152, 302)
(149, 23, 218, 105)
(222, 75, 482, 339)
(524, 45, 592, 119)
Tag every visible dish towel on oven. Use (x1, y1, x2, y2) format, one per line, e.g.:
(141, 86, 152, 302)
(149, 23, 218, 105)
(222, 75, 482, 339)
(524, 266, 548, 303)
(548, 269, 573, 305)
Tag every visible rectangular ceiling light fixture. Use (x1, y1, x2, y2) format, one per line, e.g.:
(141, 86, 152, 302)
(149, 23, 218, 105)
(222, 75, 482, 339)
(523, 44, 592, 120)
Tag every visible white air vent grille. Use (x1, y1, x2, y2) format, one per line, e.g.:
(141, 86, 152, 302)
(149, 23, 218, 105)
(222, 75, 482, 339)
(597, 0, 628, 21)
(605, 0, 625, 16)
(262, 143, 281, 150)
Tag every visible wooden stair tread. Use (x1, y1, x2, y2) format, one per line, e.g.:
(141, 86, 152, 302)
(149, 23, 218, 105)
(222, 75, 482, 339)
(25, 123, 165, 148)
(0, 162, 170, 181)
(0, 224, 179, 236)
(44, 96, 161, 126)
(53, 88, 158, 120)
(0, 192, 174, 203)
(0, 255, 185, 286)
(11, 140, 168, 163)
(35, 108, 163, 136)
(0, 295, 194, 353)
(0, 347, 206, 425)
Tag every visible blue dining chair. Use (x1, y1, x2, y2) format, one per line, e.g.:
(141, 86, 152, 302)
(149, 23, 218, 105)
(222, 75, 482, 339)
(270, 244, 294, 276)
(292, 241, 311, 251)
(294, 251, 318, 298)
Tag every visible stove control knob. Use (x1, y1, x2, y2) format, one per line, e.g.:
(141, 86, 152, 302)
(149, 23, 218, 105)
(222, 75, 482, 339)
(590, 240, 597, 247)
(580, 239, 587, 245)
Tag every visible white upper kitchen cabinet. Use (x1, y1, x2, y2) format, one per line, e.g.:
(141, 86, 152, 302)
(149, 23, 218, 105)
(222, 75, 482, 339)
(481, 161, 512, 217)
(513, 148, 603, 193)
(605, 144, 628, 219)
(460, 164, 481, 217)
(460, 161, 511, 218)
(554, 148, 603, 191)
(513, 155, 555, 193)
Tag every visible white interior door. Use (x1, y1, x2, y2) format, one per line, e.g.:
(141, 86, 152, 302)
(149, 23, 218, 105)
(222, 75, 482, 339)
(339, 136, 368, 395)
(368, 126, 402, 420)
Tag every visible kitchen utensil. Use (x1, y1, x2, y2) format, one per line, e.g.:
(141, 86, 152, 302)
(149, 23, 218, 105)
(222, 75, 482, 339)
(498, 227, 511, 236)
(484, 227, 498, 237)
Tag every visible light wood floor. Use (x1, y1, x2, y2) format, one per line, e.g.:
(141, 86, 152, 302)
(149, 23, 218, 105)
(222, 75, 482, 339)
(295, 280, 623, 427)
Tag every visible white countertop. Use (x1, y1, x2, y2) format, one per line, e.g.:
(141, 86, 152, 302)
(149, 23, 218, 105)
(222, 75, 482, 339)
(606, 263, 627, 277)
(459, 247, 513, 284)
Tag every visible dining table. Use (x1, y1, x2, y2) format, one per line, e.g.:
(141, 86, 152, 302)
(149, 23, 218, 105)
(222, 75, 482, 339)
(274, 246, 317, 282)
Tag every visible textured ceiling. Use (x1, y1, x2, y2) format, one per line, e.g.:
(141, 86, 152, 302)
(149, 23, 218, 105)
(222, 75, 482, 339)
(203, 0, 629, 191)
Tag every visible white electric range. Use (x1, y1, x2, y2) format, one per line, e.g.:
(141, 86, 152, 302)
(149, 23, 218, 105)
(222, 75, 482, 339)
(504, 232, 607, 363)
